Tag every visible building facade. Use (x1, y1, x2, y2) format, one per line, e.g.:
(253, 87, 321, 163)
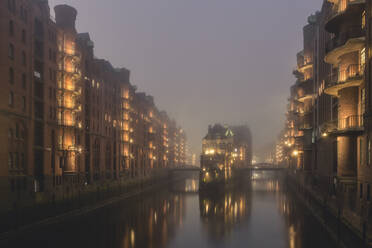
(201, 124, 252, 171)
(278, 0, 372, 240)
(0, 0, 187, 221)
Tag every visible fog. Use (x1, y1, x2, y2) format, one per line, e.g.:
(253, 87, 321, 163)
(49, 0, 323, 159)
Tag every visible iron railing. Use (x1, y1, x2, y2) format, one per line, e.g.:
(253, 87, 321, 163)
(298, 123, 312, 130)
(338, 64, 363, 82)
(338, 115, 363, 130)
(326, 64, 363, 87)
(321, 115, 364, 133)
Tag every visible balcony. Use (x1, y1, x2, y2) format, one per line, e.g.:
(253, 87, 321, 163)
(122, 102, 130, 111)
(324, 64, 364, 96)
(326, 0, 365, 32)
(296, 80, 313, 103)
(339, 115, 363, 130)
(296, 62, 313, 74)
(325, 26, 364, 53)
(325, 26, 365, 65)
(62, 49, 81, 61)
(298, 123, 312, 131)
(58, 84, 82, 94)
(294, 131, 304, 142)
(58, 118, 76, 127)
(322, 115, 364, 135)
(286, 110, 299, 119)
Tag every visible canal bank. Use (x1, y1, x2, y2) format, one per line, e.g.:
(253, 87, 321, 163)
(286, 171, 369, 248)
(0, 169, 187, 240)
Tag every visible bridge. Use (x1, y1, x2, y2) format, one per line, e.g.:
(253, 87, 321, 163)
(247, 163, 287, 171)
(170, 166, 201, 172)
(170, 164, 286, 172)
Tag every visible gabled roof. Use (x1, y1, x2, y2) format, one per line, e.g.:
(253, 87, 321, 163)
(204, 124, 233, 140)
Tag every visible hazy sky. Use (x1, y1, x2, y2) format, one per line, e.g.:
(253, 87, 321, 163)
(49, 0, 323, 157)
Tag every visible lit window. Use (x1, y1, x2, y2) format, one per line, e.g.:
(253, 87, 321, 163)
(123, 89, 129, 99)
(339, 0, 347, 12)
(361, 88, 366, 114)
(362, 10, 366, 29)
(361, 48, 366, 69)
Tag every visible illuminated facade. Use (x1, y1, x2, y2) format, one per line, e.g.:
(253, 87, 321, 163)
(55, 5, 83, 181)
(279, 0, 372, 240)
(200, 124, 252, 172)
(0, 1, 187, 220)
(168, 120, 187, 167)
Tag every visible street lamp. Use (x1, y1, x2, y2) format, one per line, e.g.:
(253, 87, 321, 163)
(292, 150, 299, 157)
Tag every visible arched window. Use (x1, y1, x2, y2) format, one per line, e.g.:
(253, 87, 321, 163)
(22, 73, 26, 89)
(9, 67, 14, 84)
(11, 0, 15, 13)
(22, 30, 26, 43)
(9, 92, 14, 107)
(8, 153, 13, 168)
(22, 51, 26, 66)
(106, 143, 112, 177)
(9, 20, 14, 35)
(8, 128, 13, 138)
(15, 152, 19, 168)
(92, 139, 101, 180)
(21, 153, 25, 170)
(15, 123, 19, 138)
(368, 138, 371, 166)
(8, 43, 14, 59)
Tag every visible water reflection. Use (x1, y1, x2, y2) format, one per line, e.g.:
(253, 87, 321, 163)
(118, 194, 184, 248)
(171, 172, 199, 193)
(2, 171, 339, 248)
(199, 180, 252, 241)
(250, 172, 337, 248)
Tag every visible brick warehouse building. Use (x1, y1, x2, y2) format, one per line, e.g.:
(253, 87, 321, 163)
(277, 0, 372, 240)
(0, 0, 187, 226)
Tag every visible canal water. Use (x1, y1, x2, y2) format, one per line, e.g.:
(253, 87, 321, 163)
(3, 171, 338, 248)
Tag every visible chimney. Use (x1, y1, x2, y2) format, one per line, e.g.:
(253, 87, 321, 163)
(54, 5, 77, 32)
